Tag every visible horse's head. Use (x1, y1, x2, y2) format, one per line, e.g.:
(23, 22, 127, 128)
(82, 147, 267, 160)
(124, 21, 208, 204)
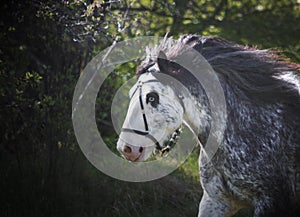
(116, 36, 212, 162)
(117, 60, 185, 162)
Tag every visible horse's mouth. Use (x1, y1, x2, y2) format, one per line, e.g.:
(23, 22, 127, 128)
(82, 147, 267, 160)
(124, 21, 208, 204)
(133, 154, 142, 162)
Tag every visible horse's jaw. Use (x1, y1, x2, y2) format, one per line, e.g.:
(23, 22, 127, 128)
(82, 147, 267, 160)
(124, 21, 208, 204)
(182, 92, 210, 135)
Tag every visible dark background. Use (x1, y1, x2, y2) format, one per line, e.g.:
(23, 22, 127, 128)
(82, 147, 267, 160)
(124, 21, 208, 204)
(1, 0, 299, 216)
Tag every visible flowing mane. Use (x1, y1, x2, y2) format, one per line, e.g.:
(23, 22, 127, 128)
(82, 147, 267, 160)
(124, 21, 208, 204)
(137, 35, 300, 105)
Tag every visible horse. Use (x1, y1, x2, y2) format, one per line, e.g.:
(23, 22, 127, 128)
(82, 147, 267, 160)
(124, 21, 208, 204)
(116, 34, 300, 217)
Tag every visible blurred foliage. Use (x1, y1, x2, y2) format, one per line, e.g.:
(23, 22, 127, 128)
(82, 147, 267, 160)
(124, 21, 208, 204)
(0, 0, 299, 216)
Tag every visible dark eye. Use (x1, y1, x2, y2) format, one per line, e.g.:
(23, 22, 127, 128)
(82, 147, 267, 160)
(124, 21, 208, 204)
(146, 92, 159, 108)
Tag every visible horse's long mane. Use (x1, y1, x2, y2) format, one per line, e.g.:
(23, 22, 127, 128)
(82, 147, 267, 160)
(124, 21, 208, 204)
(137, 34, 300, 107)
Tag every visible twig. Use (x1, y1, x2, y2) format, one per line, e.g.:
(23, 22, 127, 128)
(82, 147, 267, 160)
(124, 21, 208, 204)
(72, 38, 119, 116)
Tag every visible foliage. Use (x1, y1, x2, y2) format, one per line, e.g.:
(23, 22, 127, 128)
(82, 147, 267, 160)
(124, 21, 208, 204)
(0, 0, 299, 217)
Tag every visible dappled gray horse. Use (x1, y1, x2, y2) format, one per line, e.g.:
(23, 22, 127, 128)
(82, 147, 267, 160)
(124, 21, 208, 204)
(117, 35, 300, 217)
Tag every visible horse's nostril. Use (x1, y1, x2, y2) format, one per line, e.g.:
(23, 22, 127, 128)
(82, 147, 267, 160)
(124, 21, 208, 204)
(139, 147, 143, 153)
(124, 145, 132, 154)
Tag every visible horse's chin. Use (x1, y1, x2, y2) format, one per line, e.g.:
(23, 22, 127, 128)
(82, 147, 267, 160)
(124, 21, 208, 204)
(132, 156, 144, 163)
(134, 149, 153, 162)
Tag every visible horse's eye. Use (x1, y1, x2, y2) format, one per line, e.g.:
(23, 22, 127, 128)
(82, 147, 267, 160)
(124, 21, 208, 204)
(149, 97, 155, 102)
(146, 92, 159, 108)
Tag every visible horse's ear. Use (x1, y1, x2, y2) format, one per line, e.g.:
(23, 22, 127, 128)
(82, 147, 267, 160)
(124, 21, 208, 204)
(157, 51, 169, 72)
(157, 51, 181, 76)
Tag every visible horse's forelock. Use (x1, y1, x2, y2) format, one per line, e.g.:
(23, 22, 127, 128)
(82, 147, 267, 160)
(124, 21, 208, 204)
(136, 34, 202, 77)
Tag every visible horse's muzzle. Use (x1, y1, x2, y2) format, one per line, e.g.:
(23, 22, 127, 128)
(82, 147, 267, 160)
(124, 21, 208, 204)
(117, 143, 144, 162)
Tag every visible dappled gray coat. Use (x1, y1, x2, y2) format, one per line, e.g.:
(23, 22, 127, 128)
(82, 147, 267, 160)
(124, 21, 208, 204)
(137, 35, 300, 217)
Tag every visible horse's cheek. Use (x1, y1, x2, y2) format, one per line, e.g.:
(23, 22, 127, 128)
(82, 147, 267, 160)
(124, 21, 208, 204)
(152, 113, 165, 126)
